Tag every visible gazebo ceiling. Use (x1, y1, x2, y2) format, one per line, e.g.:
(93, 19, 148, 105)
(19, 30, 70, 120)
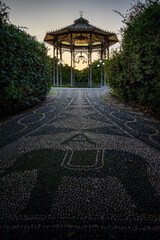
(44, 17, 118, 48)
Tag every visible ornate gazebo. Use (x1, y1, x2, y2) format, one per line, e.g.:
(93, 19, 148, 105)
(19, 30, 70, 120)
(44, 13, 118, 87)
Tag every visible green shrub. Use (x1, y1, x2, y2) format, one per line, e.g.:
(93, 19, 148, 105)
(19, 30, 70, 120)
(107, 0, 160, 114)
(0, 1, 52, 118)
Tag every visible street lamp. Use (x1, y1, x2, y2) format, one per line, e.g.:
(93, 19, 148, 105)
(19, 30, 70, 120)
(97, 60, 106, 87)
(97, 59, 103, 87)
(103, 62, 106, 86)
(58, 60, 65, 86)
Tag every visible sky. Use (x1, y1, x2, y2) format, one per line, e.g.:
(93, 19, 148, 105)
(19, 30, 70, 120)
(4, 0, 133, 69)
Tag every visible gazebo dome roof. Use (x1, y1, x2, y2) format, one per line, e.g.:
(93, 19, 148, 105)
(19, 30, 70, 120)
(44, 16, 118, 48)
(67, 17, 97, 31)
(74, 17, 89, 24)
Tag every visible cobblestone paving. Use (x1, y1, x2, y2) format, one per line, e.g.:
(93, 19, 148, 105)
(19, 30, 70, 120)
(0, 87, 160, 239)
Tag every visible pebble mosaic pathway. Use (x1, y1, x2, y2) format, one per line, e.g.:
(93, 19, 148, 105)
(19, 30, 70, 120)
(0, 87, 160, 239)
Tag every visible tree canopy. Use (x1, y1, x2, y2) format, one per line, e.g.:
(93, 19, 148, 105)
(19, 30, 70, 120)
(107, 0, 160, 115)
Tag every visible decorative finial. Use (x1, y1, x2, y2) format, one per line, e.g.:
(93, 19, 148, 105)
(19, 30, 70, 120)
(79, 11, 84, 18)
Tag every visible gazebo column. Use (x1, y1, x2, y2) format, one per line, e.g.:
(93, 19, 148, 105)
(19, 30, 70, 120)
(104, 41, 107, 86)
(90, 53, 92, 87)
(89, 50, 92, 87)
(107, 42, 110, 60)
(88, 50, 90, 87)
(70, 34, 73, 87)
(53, 45, 55, 85)
(89, 34, 92, 87)
(100, 48, 103, 87)
(60, 45, 62, 86)
(56, 41, 59, 87)
(73, 47, 75, 86)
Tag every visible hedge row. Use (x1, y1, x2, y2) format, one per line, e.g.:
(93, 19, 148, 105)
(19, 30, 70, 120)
(0, 2, 52, 118)
(107, 0, 160, 115)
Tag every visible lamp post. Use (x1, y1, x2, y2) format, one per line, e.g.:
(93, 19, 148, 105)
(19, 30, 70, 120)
(62, 62, 65, 86)
(87, 65, 90, 87)
(58, 60, 60, 87)
(97, 59, 104, 87)
(103, 62, 106, 86)
(58, 60, 65, 86)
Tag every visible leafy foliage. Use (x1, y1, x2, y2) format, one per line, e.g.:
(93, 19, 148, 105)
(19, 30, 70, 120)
(0, 0, 9, 24)
(0, 1, 52, 118)
(74, 60, 105, 86)
(107, 0, 160, 114)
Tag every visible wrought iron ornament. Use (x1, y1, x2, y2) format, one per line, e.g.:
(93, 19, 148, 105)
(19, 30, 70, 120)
(79, 10, 84, 18)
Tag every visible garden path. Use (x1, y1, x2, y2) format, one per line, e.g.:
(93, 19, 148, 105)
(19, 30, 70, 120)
(0, 87, 160, 239)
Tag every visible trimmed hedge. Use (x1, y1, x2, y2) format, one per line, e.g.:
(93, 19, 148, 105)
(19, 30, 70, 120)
(0, 2, 52, 118)
(107, 0, 160, 115)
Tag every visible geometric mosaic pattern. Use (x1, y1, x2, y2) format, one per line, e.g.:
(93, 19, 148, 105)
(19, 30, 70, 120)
(0, 87, 160, 239)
